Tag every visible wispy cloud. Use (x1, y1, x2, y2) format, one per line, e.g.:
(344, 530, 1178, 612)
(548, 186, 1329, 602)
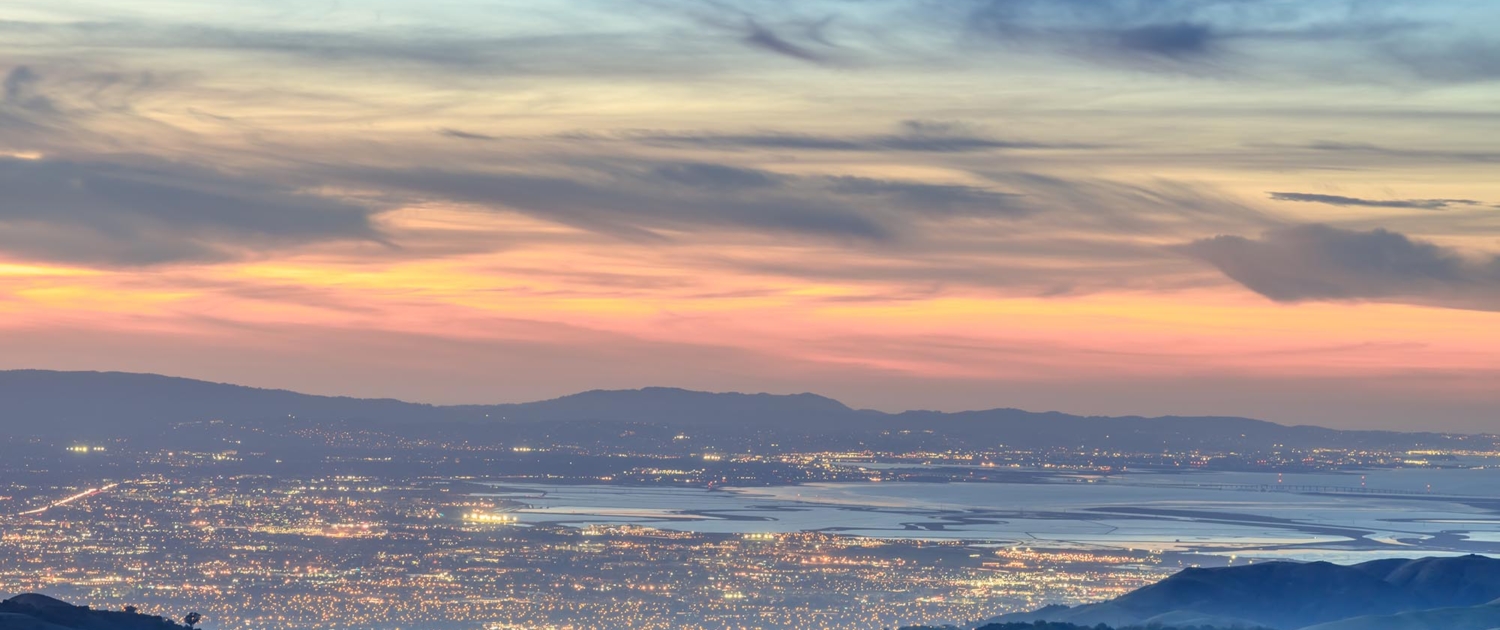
(1381, 32, 1500, 82)
(960, 0, 1500, 82)
(3, 66, 55, 113)
(558, 120, 1093, 153)
(669, 0, 850, 66)
(332, 159, 1032, 245)
(968, 0, 1232, 63)
(1300, 141, 1500, 164)
(0, 156, 383, 265)
(438, 128, 499, 141)
(1268, 192, 1486, 211)
(0, 18, 736, 79)
(740, 17, 839, 65)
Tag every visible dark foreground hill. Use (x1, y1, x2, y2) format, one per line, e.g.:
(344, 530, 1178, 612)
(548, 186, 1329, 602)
(904, 624, 1264, 630)
(0, 594, 188, 630)
(0, 370, 1474, 452)
(984, 554, 1500, 630)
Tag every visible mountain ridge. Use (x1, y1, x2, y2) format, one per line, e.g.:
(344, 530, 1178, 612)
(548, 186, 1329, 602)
(0, 369, 1327, 427)
(0, 370, 1476, 451)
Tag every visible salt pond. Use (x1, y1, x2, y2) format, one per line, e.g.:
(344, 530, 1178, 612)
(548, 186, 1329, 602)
(475, 468, 1500, 562)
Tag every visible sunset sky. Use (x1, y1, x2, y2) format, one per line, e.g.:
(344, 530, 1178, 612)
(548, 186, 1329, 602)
(3, 0, 1499, 430)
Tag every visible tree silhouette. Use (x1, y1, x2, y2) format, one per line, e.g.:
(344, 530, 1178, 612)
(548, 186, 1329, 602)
(183, 612, 202, 628)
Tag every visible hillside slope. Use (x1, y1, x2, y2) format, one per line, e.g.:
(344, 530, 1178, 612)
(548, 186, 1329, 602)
(0, 594, 186, 630)
(989, 555, 1500, 630)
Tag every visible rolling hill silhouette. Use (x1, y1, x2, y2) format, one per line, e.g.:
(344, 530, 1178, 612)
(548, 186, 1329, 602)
(989, 555, 1500, 630)
(0, 594, 187, 630)
(0, 369, 1473, 451)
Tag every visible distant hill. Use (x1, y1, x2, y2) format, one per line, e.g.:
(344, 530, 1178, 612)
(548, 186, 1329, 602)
(990, 555, 1500, 630)
(0, 369, 1473, 450)
(0, 594, 187, 630)
(0, 370, 459, 429)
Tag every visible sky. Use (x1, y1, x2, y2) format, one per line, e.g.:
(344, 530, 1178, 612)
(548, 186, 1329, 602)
(2, 0, 1499, 431)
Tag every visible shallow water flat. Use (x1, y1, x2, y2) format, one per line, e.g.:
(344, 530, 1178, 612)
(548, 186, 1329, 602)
(479, 468, 1500, 561)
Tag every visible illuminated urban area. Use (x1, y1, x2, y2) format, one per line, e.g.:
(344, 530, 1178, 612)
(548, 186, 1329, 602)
(4, 418, 1496, 630)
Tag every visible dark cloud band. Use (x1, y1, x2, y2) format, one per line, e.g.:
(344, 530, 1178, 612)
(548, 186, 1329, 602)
(1269, 192, 1485, 211)
(1183, 224, 1500, 309)
(0, 156, 383, 265)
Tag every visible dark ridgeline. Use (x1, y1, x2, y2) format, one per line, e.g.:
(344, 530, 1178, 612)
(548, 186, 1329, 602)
(976, 554, 1500, 630)
(0, 594, 192, 630)
(902, 624, 1253, 630)
(0, 370, 1477, 452)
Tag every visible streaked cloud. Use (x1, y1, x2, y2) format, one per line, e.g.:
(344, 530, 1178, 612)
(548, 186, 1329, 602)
(0, 156, 383, 265)
(560, 120, 1090, 153)
(1268, 192, 1487, 210)
(1300, 141, 1500, 165)
(739, 17, 840, 65)
(3, 66, 54, 113)
(335, 160, 1030, 244)
(961, 0, 1500, 82)
(967, 0, 1236, 62)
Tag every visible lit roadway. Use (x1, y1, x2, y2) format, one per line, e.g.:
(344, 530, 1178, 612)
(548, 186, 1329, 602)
(14, 483, 119, 517)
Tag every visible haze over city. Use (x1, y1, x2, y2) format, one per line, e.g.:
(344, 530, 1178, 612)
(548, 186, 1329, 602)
(3, 1, 1499, 430)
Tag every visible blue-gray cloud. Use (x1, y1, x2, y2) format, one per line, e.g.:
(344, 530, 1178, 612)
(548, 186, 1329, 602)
(3, 66, 55, 113)
(1268, 192, 1486, 210)
(1301, 141, 1500, 164)
(672, 0, 847, 65)
(1182, 224, 1500, 308)
(335, 160, 1031, 244)
(1381, 32, 1500, 83)
(438, 128, 499, 141)
(962, 0, 1500, 81)
(546, 120, 1088, 153)
(0, 19, 727, 78)
(1, 65, 65, 135)
(966, 0, 1251, 64)
(740, 17, 838, 65)
(0, 156, 383, 265)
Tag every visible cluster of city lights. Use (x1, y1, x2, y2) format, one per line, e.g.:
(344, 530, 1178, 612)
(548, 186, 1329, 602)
(463, 511, 519, 524)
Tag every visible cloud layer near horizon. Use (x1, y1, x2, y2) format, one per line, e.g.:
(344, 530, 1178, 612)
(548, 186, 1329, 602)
(1, 0, 1499, 429)
(1184, 225, 1500, 307)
